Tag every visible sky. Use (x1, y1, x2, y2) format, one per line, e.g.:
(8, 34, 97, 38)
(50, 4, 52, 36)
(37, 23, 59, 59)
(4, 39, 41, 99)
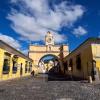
(0, 0, 100, 55)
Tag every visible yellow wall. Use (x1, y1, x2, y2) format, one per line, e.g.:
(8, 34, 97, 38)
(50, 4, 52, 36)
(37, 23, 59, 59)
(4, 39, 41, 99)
(0, 48, 32, 81)
(0, 48, 5, 79)
(29, 52, 60, 65)
(29, 45, 64, 52)
(91, 44, 100, 70)
(29, 44, 69, 74)
(63, 44, 93, 79)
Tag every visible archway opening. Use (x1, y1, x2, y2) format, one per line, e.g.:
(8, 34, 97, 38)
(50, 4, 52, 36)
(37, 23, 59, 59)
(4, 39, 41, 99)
(38, 54, 60, 74)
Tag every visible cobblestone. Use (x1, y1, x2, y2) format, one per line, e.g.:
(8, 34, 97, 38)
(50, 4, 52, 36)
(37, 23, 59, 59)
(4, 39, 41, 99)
(0, 75, 100, 100)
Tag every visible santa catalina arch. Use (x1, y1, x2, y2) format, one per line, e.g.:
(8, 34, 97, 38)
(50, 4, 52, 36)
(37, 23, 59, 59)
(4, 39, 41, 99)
(28, 31, 69, 73)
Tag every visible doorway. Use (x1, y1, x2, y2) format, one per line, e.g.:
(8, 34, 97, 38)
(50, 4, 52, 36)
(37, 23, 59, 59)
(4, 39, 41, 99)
(91, 60, 99, 81)
(20, 63, 23, 76)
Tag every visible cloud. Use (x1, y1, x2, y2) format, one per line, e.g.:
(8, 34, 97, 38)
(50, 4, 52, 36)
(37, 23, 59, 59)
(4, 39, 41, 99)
(8, 0, 85, 43)
(0, 33, 21, 49)
(72, 26, 87, 37)
(11, 0, 17, 3)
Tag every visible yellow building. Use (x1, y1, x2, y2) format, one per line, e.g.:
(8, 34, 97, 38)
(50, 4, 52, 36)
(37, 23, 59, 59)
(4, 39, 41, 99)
(28, 31, 69, 74)
(63, 38, 100, 81)
(0, 40, 33, 81)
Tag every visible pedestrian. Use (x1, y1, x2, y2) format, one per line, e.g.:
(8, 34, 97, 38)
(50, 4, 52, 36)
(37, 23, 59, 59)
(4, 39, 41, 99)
(31, 70, 35, 77)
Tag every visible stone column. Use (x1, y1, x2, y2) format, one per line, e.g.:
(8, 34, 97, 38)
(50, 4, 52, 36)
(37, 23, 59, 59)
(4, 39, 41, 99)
(0, 49, 4, 80)
(9, 54, 13, 79)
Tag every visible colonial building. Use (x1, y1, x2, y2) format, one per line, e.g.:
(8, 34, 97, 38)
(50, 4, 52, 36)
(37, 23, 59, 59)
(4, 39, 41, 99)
(63, 38, 100, 81)
(1, 31, 100, 82)
(0, 40, 33, 81)
(28, 31, 69, 73)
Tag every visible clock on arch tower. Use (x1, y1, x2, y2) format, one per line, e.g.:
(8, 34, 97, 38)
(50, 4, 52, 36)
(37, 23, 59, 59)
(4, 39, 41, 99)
(45, 31, 54, 46)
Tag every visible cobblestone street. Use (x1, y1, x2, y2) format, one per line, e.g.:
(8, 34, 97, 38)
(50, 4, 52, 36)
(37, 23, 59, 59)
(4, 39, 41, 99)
(0, 75, 100, 100)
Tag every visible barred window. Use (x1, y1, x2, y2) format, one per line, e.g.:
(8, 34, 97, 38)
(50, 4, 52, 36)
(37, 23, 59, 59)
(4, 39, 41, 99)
(3, 52, 11, 74)
(12, 55, 18, 74)
(64, 61, 68, 70)
(76, 54, 81, 70)
(29, 62, 32, 72)
(25, 61, 28, 73)
(69, 59, 73, 71)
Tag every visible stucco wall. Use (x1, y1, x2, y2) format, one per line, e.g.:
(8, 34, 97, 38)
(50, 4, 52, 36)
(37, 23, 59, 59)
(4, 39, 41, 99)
(63, 43, 93, 79)
(0, 48, 32, 81)
(91, 44, 100, 70)
(29, 45, 69, 73)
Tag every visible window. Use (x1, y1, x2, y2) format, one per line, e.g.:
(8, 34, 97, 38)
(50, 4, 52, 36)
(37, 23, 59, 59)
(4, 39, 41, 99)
(29, 62, 32, 72)
(63, 61, 68, 74)
(12, 55, 18, 74)
(3, 52, 11, 74)
(76, 54, 81, 70)
(69, 59, 73, 71)
(25, 61, 28, 73)
(64, 61, 68, 70)
(92, 60, 96, 75)
(20, 63, 23, 75)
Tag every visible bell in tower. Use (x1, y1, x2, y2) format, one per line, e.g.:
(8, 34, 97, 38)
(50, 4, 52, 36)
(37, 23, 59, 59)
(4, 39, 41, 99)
(45, 31, 54, 51)
(45, 31, 54, 46)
